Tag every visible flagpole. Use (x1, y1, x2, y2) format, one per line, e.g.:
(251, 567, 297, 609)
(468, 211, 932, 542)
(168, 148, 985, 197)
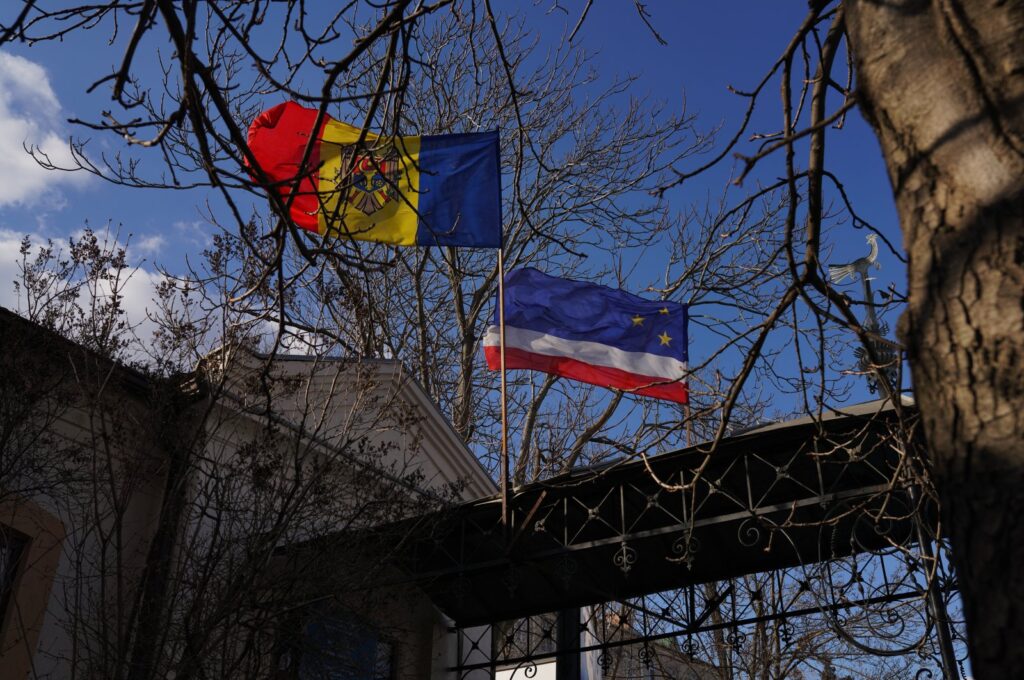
(683, 310, 692, 448)
(498, 248, 510, 533)
(684, 402, 692, 448)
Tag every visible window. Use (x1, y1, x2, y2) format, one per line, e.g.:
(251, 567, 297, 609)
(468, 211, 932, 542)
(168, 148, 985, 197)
(0, 524, 29, 623)
(0, 499, 64, 680)
(297, 608, 393, 680)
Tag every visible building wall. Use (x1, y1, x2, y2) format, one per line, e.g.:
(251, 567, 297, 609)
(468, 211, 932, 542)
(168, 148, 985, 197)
(0, 319, 169, 679)
(0, 318, 494, 679)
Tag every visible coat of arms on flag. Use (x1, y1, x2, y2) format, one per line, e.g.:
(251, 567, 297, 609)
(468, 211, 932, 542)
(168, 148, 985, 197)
(336, 147, 403, 216)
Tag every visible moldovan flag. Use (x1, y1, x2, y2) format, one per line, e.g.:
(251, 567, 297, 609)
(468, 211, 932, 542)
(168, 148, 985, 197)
(247, 101, 502, 248)
(484, 268, 689, 403)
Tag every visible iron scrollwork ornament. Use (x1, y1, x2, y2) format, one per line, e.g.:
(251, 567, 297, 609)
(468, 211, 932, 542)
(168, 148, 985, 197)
(614, 542, 638, 575)
(638, 644, 654, 668)
(738, 517, 764, 548)
(726, 629, 747, 654)
(778, 621, 793, 645)
(854, 323, 899, 395)
(671, 530, 700, 567)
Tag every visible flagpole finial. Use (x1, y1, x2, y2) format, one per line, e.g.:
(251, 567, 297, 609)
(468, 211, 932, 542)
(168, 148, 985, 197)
(827, 233, 880, 285)
(828, 233, 897, 395)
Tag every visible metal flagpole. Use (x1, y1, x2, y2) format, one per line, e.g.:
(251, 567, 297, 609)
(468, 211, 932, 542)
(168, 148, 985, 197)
(498, 249, 510, 533)
(683, 309, 692, 448)
(684, 402, 692, 448)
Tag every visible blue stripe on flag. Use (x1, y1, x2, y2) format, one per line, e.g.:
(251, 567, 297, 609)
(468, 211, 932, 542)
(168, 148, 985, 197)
(416, 130, 502, 248)
(494, 268, 688, 361)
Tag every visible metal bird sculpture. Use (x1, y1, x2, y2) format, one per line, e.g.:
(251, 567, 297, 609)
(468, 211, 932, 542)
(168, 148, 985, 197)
(828, 233, 880, 284)
(828, 232, 897, 394)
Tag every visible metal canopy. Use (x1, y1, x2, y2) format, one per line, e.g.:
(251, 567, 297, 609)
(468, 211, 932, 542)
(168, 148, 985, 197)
(395, 403, 923, 627)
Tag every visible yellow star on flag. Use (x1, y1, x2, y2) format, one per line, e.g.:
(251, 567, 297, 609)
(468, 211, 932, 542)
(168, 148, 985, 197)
(659, 307, 669, 315)
(631, 315, 644, 326)
(658, 331, 672, 346)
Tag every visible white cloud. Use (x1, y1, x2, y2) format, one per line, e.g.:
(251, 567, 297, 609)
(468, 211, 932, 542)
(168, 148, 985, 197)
(173, 220, 212, 248)
(0, 51, 89, 207)
(0, 227, 32, 311)
(132, 233, 167, 257)
(0, 227, 165, 352)
(97, 263, 166, 344)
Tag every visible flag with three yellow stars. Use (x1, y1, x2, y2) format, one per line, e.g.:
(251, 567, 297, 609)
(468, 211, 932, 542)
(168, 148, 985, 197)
(483, 268, 688, 403)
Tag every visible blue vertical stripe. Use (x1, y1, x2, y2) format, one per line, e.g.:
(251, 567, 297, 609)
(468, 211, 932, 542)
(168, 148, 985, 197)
(415, 131, 502, 248)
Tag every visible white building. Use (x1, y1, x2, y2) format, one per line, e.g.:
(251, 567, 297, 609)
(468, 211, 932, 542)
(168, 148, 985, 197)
(0, 307, 493, 679)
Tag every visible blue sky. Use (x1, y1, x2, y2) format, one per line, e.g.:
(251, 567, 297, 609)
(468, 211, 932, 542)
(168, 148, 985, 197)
(557, 1, 901, 281)
(0, 8, 963, 673)
(0, 2, 904, 406)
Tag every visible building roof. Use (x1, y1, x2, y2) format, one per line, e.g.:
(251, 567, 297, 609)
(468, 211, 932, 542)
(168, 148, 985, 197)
(0, 306, 495, 501)
(387, 398, 922, 625)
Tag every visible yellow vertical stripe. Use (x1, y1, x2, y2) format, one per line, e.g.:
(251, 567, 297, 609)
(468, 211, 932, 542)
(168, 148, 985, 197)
(317, 120, 421, 245)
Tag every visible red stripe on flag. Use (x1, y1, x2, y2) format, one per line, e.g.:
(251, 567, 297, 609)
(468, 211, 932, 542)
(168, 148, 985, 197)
(485, 345, 688, 404)
(247, 101, 327, 232)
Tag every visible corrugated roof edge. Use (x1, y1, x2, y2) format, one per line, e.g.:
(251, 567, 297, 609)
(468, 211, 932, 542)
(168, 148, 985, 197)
(464, 394, 918, 507)
(736, 394, 916, 436)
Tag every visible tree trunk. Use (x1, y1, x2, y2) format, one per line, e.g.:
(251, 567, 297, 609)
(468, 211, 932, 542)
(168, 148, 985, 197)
(845, 1, 1024, 676)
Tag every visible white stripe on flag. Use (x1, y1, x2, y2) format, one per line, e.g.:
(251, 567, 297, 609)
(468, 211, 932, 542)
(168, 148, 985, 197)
(484, 325, 686, 381)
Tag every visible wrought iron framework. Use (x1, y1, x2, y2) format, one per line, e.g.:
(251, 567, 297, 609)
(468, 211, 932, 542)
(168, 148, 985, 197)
(452, 547, 966, 679)
(386, 402, 966, 678)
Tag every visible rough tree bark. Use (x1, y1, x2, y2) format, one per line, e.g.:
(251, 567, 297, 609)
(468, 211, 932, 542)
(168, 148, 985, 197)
(845, 1, 1024, 676)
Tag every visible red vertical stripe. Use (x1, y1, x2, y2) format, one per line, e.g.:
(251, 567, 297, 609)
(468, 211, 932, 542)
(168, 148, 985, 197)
(247, 101, 328, 232)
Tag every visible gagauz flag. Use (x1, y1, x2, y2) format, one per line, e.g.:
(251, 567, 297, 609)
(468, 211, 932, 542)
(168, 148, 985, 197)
(484, 268, 688, 403)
